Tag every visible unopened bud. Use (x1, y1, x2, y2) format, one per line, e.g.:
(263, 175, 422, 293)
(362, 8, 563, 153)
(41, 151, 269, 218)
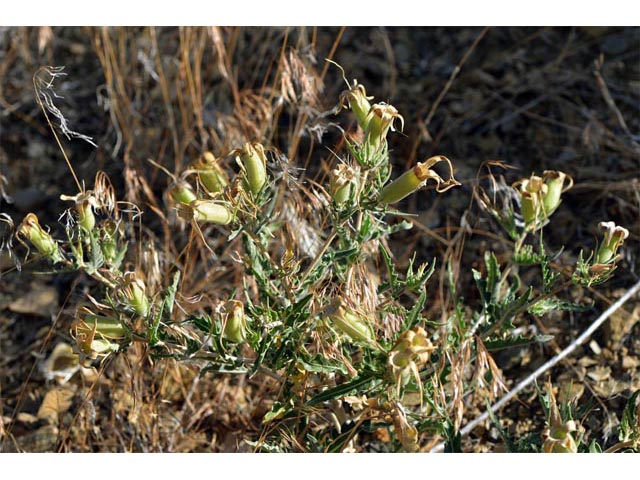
(223, 301, 247, 343)
(170, 181, 198, 206)
(192, 200, 234, 225)
(192, 152, 229, 195)
(235, 142, 268, 196)
(326, 301, 376, 346)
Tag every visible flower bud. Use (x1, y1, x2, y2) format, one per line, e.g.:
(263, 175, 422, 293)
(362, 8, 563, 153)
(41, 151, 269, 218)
(235, 142, 268, 196)
(192, 152, 229, 195)
(99, 220, 120, 263)
(191, 199, 234, 225)
(223, 301, 247, 343)
(326, 301, 376, 346)
(595, 221, 629, 264)
(169, 181, 198, 206)
(16, 213, 62, 262)
(379, 155, 460, 204)
(363, 103, 404, 152)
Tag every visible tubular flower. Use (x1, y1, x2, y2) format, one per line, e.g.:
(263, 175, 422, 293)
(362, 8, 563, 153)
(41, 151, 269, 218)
(514, 175, 547, 227)
(541, 170, 573, 216)
(169, 181, 198, 206)
(60, 191, 98, 232)
(223, 300, 247, 343)
(514, 170, 572, 229)
(16, 213, 62, 262)
(119, 272, 150, 317)
(363, 103, 404, 152)
(595, 221, 629, 264)
(190, 200, 234, 225)
(542, 391, 578, 453)
(72, 307, 126, 360)
(339, 82, 374, 128)
(379, 155, 460, 205)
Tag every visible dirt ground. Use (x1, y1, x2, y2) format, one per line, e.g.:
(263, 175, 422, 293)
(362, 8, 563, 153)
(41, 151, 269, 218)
(0, 27, 638, 452)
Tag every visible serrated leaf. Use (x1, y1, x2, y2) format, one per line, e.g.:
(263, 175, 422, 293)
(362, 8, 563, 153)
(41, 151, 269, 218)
(262, 402, 289, 423)
(484, 334, 553, 351)
(486, 400, 518, 452)
(299, 357, 350, 375)
(528, 297, 593, 317)
(307, 372, 382, 406)
(88, 229, 104, 271)
(405, 288, 427, 330)
(149, 271, 180, 346)
(619, 390, 640, 443)
(380, 243, 400, 291)
(589, 440, 603, 452)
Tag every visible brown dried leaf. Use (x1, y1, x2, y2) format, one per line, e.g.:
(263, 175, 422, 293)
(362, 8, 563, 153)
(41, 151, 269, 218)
(8, 284, 57, 316)
(37, 387, 75, 422)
